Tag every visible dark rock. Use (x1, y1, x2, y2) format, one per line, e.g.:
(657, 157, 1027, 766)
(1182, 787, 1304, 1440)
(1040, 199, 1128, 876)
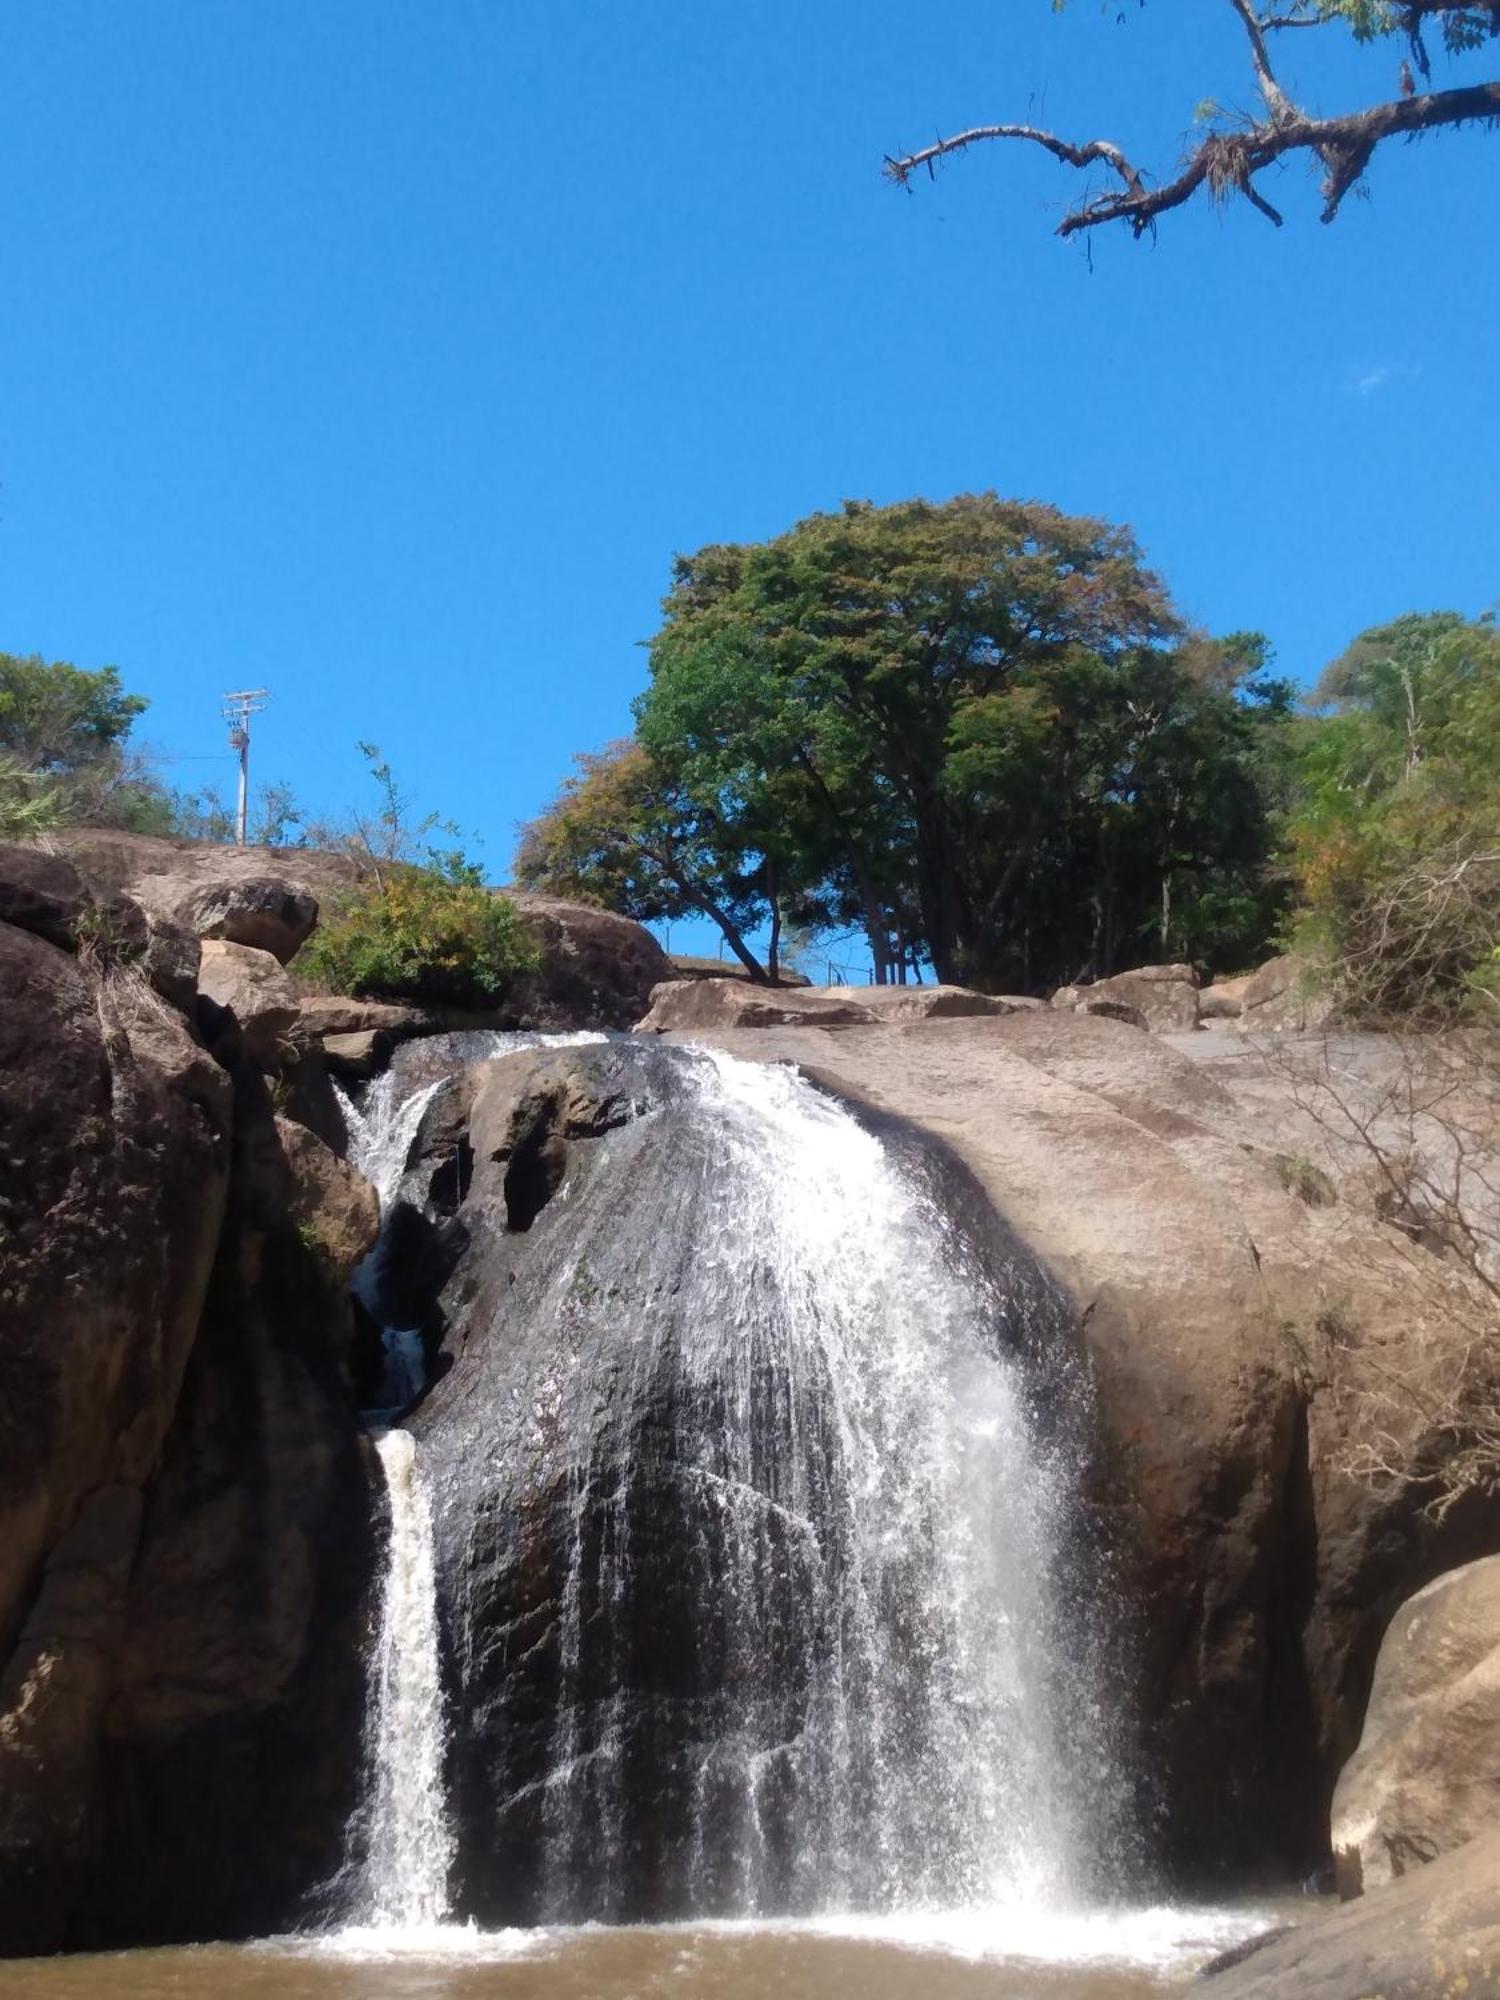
(0, 844, 92, 948)
(0, 926, 232, 1950)
(142, 917, 201, 1015)
(80, 1030, 381, 1951)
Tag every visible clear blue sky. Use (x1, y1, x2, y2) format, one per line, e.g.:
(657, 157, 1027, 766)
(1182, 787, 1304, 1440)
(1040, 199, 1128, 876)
(2, 1, 1496, 947)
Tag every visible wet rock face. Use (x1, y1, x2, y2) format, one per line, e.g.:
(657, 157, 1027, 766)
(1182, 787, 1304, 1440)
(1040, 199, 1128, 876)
(399, 1041, 1096, 1928)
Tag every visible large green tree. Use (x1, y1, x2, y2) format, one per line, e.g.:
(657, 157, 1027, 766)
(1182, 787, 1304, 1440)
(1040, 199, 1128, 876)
(0, 652, 172, 833)
(887, 3, 1500, 237)
(523, 495, 1294, 990)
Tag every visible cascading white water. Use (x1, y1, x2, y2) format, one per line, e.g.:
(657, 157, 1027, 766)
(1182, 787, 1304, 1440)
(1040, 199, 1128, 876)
(522, 1046, 1092, 1916)
(341, 1029, 611, 1931)
(363, 1428, 456, 1928)
(336, 1073, 447, 1213)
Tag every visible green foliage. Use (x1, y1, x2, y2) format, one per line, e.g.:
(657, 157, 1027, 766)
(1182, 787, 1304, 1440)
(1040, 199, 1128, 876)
(0, 754, 65, 840)
(1287, 611, 1500, 1020)
(297, 868, 538, 1009)
(0, 654, 146, 772)
(0, 651, 176, 832)
(525, 494, 1296, 991)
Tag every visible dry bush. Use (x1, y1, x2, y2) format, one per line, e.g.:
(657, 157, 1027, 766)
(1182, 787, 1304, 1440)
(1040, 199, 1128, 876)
(1265, 1028, 1500, 1518)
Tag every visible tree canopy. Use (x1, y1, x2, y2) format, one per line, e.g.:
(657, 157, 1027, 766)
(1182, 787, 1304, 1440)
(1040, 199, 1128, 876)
(886, 3, 1500, 237)
(518, 494, 1297, 991)
(0, 653, 172, 835)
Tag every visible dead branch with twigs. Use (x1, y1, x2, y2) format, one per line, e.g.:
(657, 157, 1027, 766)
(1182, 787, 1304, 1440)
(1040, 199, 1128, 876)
(884, 0, 1500, 235)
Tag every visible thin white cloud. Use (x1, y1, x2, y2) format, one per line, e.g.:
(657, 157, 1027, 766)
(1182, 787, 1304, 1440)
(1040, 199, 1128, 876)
(1352, 364, 1393, 396)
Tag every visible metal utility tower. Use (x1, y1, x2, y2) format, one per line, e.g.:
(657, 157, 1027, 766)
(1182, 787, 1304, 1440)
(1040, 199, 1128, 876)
(221, 689, 269, 846)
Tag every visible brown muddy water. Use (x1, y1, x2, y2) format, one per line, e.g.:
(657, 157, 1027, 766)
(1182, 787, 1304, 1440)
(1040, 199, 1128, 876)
(0, 1908, 1290, 2000)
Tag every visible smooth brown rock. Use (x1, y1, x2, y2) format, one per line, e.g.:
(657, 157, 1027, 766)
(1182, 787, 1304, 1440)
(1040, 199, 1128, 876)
(0, 927, 231, 1671)
(635, 977, 878, 1034)
(504, 890, 674, 1029)
(1201, 1828, 1500, 1998)
(296, 995, 436, 1079)
(198, 939, 300, 1066)
(1332, 1555, 1500, 1896)
(1053, 962, 1201, 1032)
(85, 1027, 381, 1952)
(0, 923, 232, 1951)
(797, 982, 1022, 1021)
(1240, 954, 1334, 1032)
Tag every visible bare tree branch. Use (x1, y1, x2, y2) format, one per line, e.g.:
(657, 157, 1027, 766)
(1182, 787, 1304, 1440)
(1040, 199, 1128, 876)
(1227, 0, 1301, 121)
(886, 70, 1500, 236)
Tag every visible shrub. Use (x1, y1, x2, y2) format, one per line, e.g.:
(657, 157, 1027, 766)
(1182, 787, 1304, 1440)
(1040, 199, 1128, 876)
(297, 867, 538, 1009)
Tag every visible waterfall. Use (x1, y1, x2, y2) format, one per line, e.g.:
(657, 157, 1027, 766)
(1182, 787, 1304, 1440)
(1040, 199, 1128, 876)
(340, 1028, 611, 1932)
(407, 1037, 1111, 1927)
(363, 1429, 455, 1928)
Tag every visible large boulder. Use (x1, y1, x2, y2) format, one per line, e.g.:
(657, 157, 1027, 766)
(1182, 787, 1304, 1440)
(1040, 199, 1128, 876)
(503, 891, 673, 1030)
(635, 977, 878, 1034)
(657, 1009, 1500, 1881)
(1200, 971, 1257, 1023)
(1202, 1827, 1500, 1999)
(53, 831, 347, 965)
(1240, 955, 1335, 1033)
(0, 880, 380, 1956)
(1331, 1555, 1500, 1897)
(198, 939, 301, 1067)
(1052, 962, 1200, 1032)
(0, 844, 199, 1015)
(79, 1027, 380, 1951)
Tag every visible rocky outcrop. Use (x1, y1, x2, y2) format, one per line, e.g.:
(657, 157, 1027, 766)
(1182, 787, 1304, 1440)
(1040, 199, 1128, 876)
(1202, 1827, 1500, 1998)
(661, 1010, 1500, 1881)
(503, 891, 673, 1029)
(637, 976, 1031, 1034)
(1331, 1556, 1500, 1897)
(81, 1025, 379, 1951)
(0, 847, 380, 1956)
(54, 831, 338, 965)
(47, 832, 675, 1032)
(1052, 962, 1201, 1032)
